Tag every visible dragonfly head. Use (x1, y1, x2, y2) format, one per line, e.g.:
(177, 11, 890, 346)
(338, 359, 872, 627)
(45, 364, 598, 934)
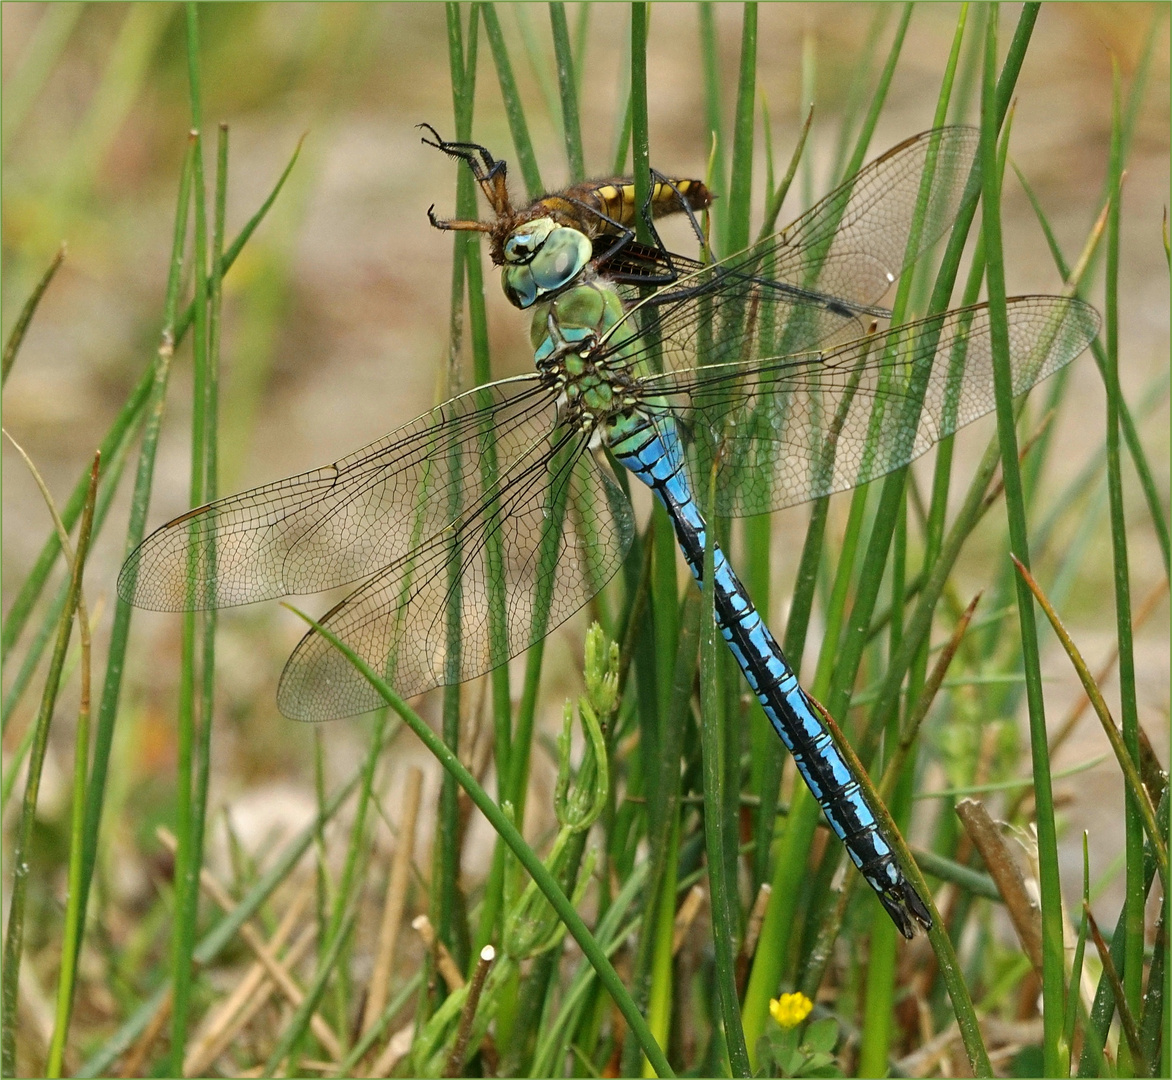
(501, 218, 592, 308)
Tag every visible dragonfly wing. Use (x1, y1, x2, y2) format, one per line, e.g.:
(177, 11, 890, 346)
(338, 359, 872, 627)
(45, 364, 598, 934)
(276, 430, 634, 721)
(757, 126, 980, 311)
(619, 127, 981, 366)
(645, 296, 1100, 518)
(118, 376, 559, 610)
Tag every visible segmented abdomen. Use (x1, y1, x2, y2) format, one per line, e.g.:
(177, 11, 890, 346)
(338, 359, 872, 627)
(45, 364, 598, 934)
(540, 177, 712, 237)
(607, 409, 931, 938)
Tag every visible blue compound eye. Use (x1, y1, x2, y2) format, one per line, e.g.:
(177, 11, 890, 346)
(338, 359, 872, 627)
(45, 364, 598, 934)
(504, 227, 592, 308)
(528, 228, 591, 292)
(502, 265, 537, 308)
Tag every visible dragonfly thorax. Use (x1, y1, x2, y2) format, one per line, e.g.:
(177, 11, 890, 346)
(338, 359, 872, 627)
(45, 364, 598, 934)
(531, 279, 641, 431)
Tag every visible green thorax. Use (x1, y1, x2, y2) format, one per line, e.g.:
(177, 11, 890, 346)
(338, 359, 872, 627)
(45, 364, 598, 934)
(529, 278, 665, 449)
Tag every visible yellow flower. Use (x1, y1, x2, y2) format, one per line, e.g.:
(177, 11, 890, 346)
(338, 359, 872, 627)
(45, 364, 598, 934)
(770, 991, 814, 1029)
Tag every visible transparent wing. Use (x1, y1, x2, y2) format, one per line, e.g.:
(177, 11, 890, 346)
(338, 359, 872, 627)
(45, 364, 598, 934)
(751, 126, 980, 310)
(641, 296, 1100, 518)
(614, 126, 981, 365)
(276, 429, 634, 721)
(118, 376, 562, 610)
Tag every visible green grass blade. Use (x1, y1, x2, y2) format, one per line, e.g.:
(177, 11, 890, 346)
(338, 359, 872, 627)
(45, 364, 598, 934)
(436, 0, 477, 976)
(288, 603, 675, 1077)
(1103, 63, 1147, 1062)
(700, 466, 750, 1078)
(629, 2, 651, 235)
(640, 595, 700, 1074)
(837, 2, 912, 184)
(757, 105, 812, 241)
(698, 2, 727, 239)
(611, 87, 634, 176)
(549, 3, 584, 181)
(48, 545, 98, 1077)
(722, 2, 756, 258)
(170, 11, 214, 1067)
(1, 454, 98, 1077)
(1064, 837, 1093, 1058)
(511, 4, 561, 134)
(1138, 870, 1167, 1074)
(829, 5, 891, 183)
(2, 243, 65, 386)
(571, 2, 591, 98)
(949, 2, 985, 123)
(482, 3, 543, 199)
(978, 13, 1065, 1073)
(629, 0, 682, 871)
(925, 2, 1038, 319)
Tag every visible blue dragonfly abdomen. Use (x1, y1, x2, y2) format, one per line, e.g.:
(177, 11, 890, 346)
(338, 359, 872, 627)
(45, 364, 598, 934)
(606, 406, 931, 937)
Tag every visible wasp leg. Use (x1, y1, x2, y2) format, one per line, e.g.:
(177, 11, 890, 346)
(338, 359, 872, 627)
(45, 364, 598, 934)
(417, 123, 505, 183)
(419, 122, 514, 222)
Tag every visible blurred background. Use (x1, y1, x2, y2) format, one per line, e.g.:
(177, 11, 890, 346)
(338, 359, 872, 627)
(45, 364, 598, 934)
(2, 0, 1168, 1032)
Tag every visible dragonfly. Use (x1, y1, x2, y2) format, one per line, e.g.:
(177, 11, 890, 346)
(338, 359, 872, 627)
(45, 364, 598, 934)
(118, 128, 1100, 936)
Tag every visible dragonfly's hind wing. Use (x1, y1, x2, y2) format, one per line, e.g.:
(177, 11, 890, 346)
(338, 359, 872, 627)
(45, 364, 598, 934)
(118, 377, 558, 611)
(276, 429, 634, 722)
(647, 296, 1100, 518)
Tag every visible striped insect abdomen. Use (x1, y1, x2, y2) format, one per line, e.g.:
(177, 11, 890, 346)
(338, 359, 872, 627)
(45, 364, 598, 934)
(541, 177, 713, 237)
(607, 409, 932, 938)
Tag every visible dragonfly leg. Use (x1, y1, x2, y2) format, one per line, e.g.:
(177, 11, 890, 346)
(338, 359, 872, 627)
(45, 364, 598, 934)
(561, 189, 684, 291)
(647, 169, 711, 260)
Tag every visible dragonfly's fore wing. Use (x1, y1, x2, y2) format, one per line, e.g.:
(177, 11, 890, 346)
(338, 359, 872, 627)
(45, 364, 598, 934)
(276, 429, 634, 721)
(759, 126, 980, 313)
(623, 127, 982, 365)
(118, 376, 559, 610)
(644, 296, 1100, 518)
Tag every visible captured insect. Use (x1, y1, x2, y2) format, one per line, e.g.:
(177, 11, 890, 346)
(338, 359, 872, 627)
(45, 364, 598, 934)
(419, 122, 714, 304)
